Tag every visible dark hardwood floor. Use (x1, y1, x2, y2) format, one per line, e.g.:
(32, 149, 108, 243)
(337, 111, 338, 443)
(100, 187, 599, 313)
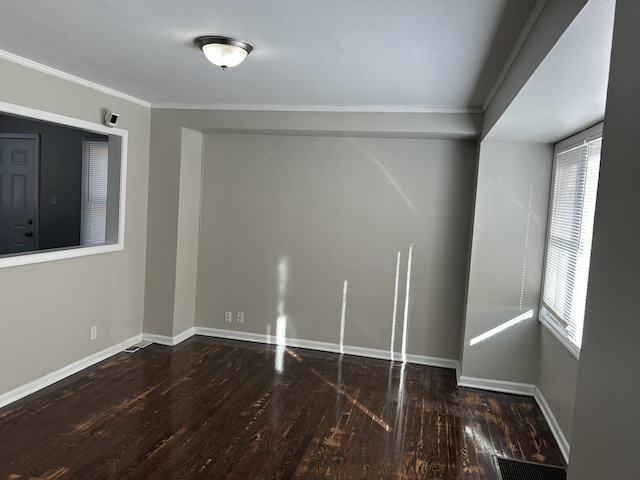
(0, 337, 564, 479)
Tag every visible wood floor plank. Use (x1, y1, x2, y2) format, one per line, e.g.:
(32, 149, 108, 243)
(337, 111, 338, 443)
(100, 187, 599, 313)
(0, 337, 565, 479)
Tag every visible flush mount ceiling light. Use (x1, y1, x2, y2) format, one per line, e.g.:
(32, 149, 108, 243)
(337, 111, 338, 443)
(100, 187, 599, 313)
(194, 36, 253, 70)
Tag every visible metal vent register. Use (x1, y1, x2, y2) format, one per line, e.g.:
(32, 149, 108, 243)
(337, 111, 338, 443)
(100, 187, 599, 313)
(123, 340, 152, 353)
(495, 456, 567, 480)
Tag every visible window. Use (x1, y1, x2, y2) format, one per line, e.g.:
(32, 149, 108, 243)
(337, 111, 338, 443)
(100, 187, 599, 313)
(0, 100, 127, 269)
(81, 139, 109, 245)
(540, 123, 602, 358)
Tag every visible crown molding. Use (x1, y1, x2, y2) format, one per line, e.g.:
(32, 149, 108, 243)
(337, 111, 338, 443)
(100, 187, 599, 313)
(0, 49, 151, 108)
(483, 0, 548, 112)
(151, 103, 483, 114)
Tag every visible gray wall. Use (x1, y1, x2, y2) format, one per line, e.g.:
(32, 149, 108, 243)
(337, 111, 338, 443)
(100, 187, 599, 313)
(143, 113, 183, 337)
(0, 58, 150, 395)
(0, 114, 107, 250)
(195, 133, 476, 358)
(537, 327, 579, 446)
(568, 1, 640, 477)
(172, 128, 203, 337)
(143, 109, 481, 340)
(461, 142, 552, 384)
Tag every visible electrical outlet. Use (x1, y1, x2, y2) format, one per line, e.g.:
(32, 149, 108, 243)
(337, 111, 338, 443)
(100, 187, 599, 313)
(90, 326, 97, 340)
(224, 311, 232, 323)
(236, 312, 244, 323)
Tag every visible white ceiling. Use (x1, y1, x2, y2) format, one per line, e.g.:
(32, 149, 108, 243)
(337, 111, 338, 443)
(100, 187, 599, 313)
(485, 0, 615, 143)
(0, 0, 537, 111)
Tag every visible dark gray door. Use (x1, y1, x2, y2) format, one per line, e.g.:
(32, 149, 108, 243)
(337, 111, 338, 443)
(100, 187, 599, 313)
(0, 133, 39, 255)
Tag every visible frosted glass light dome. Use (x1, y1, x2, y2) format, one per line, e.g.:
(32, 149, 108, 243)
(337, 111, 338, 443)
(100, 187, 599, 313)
(195, 36, 253, 69)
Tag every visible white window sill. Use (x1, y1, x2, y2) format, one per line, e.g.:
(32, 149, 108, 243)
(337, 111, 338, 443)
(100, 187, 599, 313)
(539, 314, 581, 360)
(0, 243, 123, 269)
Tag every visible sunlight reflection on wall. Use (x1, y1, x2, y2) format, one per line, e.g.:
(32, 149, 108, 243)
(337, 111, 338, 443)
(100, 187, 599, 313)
(388, 245, 413, 363)
(339, 280, 348, 354)
(401, 245, 413, 363)
(275, 257, 288, 372)
(390, 251, 402, 360)
(469, 309, 534, 346)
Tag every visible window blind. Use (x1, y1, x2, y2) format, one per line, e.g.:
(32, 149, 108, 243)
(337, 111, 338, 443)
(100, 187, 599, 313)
(81, 139, 109, 246)
(541, 133, 601, 353)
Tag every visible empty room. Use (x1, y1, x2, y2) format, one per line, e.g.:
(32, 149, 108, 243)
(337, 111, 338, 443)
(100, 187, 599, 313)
(0, 0, 638, 479)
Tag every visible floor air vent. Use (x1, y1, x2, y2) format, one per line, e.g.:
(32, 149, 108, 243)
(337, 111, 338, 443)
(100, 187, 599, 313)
(495, 456, 566, 480)
(123, 340, 153, 354)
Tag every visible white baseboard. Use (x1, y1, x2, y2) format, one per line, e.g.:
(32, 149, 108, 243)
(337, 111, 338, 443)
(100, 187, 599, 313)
(142, 328, 194, 347)
(141, 333, 174, 346)
(534, 387, 570, 464)
(0, 325, 570, 465)
(174, 328, 196, 345)
(0, 334, 143, 409)
(193, 327, 459, 370)
(457, 375, 570, 463)
(457, 375, 537, 396)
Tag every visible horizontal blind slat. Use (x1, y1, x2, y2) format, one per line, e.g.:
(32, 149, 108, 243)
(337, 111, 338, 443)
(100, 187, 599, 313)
(81, 140, 108, 246)
(541, 135, 601, 350)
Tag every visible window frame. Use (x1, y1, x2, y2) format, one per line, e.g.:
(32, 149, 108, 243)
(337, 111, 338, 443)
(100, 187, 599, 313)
(0, 100, 128, 269)
(539, 122, 603, 359)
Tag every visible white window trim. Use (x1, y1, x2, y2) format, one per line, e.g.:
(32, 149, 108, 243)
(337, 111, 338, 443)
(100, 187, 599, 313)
(0, 100, 128, 269)
(540, 310, 582, 359)
(539, 122, 603, 360)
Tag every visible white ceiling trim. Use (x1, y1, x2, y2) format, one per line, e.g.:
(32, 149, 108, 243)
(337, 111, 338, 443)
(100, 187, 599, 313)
(0, 49, 151, 108)
(482, 0, 548, 112)
(152, 103, 483, 114)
